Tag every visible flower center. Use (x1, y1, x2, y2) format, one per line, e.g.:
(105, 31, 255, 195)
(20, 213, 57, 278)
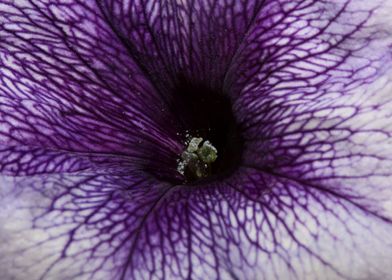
(177, 137, 218, 180)
(171, 79, 243, 183)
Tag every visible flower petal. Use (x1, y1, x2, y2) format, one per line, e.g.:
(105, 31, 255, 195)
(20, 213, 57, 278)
(0, 171, 175, 279)
(0, 0, 182, 175)
(233, 0, 392, 219)
(97, 0, 268, 89)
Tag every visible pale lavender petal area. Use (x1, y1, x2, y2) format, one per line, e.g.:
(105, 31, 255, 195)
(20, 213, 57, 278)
(1, 0, 392, 280)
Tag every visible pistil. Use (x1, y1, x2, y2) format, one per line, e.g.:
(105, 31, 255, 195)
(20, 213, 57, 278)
(177, 137, 218, 180)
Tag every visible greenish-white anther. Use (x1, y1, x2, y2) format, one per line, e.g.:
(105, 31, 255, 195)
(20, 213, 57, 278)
(197, 140, 218, 163)
(177, 137, 218, 180)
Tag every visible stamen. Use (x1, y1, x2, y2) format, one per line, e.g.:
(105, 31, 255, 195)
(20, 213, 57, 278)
(177, 137, 218, 180)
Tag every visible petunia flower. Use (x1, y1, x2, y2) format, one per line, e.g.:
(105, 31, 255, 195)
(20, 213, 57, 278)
(1, 0, 392, 279)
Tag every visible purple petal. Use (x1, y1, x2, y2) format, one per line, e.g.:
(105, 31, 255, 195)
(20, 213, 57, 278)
(97, 0, 268, 90)
(1, 1, 392, 280)
(0, 0, 182, 175)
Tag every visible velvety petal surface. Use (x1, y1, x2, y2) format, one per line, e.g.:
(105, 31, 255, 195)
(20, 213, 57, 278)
(1, 1, 392, 280)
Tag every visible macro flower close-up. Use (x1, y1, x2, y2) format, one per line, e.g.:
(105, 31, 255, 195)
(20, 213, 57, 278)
(1, 0, 392, 279)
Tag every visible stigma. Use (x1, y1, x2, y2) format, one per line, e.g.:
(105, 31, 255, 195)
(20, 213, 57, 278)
(177, 137, 218, 181)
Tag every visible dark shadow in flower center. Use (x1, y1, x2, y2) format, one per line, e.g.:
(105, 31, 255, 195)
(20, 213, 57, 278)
(172, 78, 243, 184)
